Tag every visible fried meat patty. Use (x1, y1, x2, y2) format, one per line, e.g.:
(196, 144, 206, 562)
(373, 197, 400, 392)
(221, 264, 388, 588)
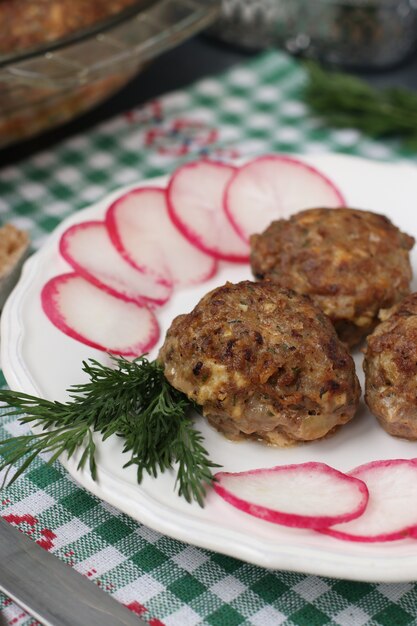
(364, 293, 417, 439)
(250, 208, 414, 347)
(159, 281, 360, 446)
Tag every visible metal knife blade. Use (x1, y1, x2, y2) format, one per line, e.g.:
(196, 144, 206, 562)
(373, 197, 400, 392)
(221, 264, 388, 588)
(0, 517, 147, 626)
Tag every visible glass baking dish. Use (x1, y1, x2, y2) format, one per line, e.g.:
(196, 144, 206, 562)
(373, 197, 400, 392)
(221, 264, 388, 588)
(0, 0, 220, 148)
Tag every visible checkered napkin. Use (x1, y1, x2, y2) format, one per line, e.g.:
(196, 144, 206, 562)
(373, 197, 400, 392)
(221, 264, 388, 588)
(1, 49, 417, 626)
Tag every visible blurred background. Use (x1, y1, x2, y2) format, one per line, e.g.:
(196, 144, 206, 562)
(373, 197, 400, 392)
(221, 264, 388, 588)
(1, 0, 417, 166)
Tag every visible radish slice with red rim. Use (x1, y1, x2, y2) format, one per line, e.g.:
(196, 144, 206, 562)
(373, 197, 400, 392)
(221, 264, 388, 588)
(106, 187, 217, 287)
(41, 273, 159, 356)
(225, 155, 346, 242)
(213, 462, 368, 529)
(60, 221, 172, 307)
(320, 459, 417, 542)
(167, 160, 250, 262)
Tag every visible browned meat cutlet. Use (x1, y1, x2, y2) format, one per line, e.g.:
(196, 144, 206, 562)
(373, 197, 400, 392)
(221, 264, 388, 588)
(364, 293, 417, 439)
(158, 280, 360, 447)
(250, 208, 414, 348)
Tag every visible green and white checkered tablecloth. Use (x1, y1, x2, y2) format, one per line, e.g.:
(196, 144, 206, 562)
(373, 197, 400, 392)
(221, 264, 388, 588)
(1, 49, 417, 626)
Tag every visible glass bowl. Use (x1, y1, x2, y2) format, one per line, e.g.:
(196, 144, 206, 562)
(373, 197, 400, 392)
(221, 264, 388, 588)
(0, 0, 220, 148)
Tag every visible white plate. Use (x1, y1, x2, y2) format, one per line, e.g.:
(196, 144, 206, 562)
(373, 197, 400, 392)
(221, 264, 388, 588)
(3, 153, 417, 583)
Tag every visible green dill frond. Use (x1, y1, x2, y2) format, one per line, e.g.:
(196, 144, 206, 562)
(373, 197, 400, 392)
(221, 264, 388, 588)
(0, 355, 218, 506)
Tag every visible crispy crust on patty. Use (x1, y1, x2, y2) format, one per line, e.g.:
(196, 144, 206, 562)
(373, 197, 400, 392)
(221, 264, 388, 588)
(159, 280, 360, 446)
(250, 208, 414, 347)
(364, 293, 417, 439)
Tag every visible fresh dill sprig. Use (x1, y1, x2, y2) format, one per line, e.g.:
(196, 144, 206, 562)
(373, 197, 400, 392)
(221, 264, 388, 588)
(303, 62, 417, 149)
(0, 356, 219, 506)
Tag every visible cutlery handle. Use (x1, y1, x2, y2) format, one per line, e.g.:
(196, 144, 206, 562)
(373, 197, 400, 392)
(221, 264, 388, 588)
(0, 518, 146, 626)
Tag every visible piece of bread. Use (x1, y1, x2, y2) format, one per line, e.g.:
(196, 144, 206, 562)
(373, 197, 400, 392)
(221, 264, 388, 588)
(0, 224, 29, 309)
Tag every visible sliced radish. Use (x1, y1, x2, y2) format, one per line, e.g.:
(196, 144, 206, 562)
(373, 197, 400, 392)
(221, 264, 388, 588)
(320, 459, 417, 542)
(41, 273, 159, 356)
(106, 187, 217, 287)
(213, 463, 368, 530)
(167, 160, 250, 262)
(225, 155, 345, 242)
(59, 221, 172, 307)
